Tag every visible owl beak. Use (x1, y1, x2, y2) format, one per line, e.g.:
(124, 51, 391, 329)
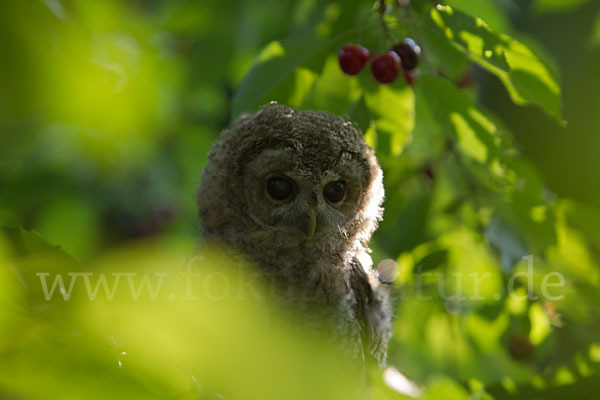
(307, 208, 317, 240)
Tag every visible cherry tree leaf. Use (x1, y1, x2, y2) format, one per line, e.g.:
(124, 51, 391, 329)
(429, 5, 564, 124)
(232, 35, 341, 120)
(418, 74, 500, 165)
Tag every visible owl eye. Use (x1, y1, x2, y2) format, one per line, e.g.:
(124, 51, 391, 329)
(323, 180, 345, 205)
(266, 176, 295, 202)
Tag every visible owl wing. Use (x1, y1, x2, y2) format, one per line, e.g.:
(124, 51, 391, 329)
(349, 257, 392, 368)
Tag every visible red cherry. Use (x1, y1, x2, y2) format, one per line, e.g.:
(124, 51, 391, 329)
(457, 69, 475, 88)
(508, 335, 535, 362)
(338, 44, 369, 75)
(403, 69, 418, 86)
(391, 38, 421, 71)
(423, 163, 435, 183)
(371, 51, 400, 84)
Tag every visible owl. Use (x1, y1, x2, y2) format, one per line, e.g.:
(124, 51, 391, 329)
(197, 103, 391, 368)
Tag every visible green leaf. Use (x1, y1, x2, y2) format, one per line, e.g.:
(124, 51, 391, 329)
(560, 198, 600, 248)
(346, 95, 371, 135)
(231, 35, 333, 120)
(590, 11, 600, 48)
(418, 74, 500, 165)
(408, 80, 447, 161)
(428, 5, 564, 123)
(485, 215, 529, 271)
(363, 83, 415, 157)
(532, 0, 590, 14)
(417, 20, 470, 82)
(422, 377, 471, 400)
(447, 0, 511, 32)
(306, 55, 362, 115)
(0, 225, 82, 311)
(491, 156, 557, 254)
(35, 196, 101, 262)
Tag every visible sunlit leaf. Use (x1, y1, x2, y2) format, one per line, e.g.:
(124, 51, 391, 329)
(422, 377, 471, 400)
(548, 208, 600, 286)
(560, 198, 600, 247)
(306, 55, 362, 115)
(429, 5, 564, 123)
(364, 84, 415, 157)
(529, 302, 551, 345)
(417, 74, 500, 166)
(441, 229, 504, 304)
(417, 19, 470, 82)
(447, 0, 511, 32)
(466, 312, 509, 352)
(0, 234, 20, 340)
(232, 35, 335, 119)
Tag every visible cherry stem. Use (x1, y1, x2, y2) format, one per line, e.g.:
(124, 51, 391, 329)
(397, 4, 436, 75)
(377, 0, 392, 50)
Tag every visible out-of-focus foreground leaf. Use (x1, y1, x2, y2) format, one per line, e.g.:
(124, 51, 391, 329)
(0, 228, 362, 400)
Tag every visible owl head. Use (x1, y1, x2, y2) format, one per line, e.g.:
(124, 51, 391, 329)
(198, 103, 384, 266)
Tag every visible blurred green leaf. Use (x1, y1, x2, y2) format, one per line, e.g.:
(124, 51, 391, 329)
(485, 215, 529, 271)
(422, 377, 471, 400)
(489, 373, 600, 400)
(532, 0, 590, 14)
(0, 226, 82, 316)
(560, 199, 600, 248)
(0, 233, 367, 399)
(35, 197, 100, 261)
(590, 11, 600, 48)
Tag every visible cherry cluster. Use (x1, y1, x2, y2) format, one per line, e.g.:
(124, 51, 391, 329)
(338, 38, 421, 85)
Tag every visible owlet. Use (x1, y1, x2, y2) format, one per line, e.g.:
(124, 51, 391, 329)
(197, 103, 392, 368)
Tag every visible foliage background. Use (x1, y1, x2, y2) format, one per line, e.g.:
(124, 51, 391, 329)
(1, 0, 600, 399)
